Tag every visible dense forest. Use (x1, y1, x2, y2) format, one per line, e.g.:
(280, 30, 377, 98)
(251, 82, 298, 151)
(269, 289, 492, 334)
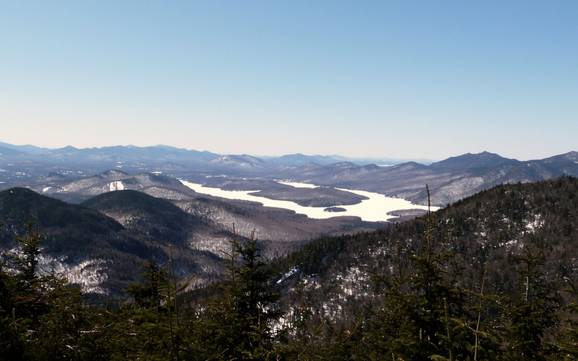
(1, 177, 578, 360)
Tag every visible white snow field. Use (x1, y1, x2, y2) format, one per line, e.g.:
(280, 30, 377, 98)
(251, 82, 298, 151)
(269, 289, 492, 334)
(276, 181, 320, 189)
(109, 181, 125, 191)
(180, 180, 438, 222)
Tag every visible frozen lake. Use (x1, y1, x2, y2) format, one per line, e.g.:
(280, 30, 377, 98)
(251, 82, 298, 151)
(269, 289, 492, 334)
(180, 180, 437, 222)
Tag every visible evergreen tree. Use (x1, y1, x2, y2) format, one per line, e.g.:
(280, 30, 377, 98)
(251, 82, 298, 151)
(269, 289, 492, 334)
(0, 257, 26, 361)
(501, 246, 561, 361)
(191, 236, 280, 360)
(14, 223, 42, 288)
(364, 186, 473, 361)
(127, 260, 167, 311)
(0, 224, 45, 360)
(27, 277, 110, 361)
(554, 276, 578, 359)
(110, 260, 182, 361)
(0, 223, 110, 361)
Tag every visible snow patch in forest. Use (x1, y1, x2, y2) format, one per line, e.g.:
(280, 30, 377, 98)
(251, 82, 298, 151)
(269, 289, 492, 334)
(5, 248, 109, 294)
(109, 181, 125, 191)
(277, 267, 299, 285)
(502, 239, 520, 249)
(38, 255, 110, 294)
(525, 214, 543, 233)
(336, 266, 370, 297)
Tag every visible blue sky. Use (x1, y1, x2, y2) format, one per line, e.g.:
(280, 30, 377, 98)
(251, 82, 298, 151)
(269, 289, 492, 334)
(1, 1, 577, 160)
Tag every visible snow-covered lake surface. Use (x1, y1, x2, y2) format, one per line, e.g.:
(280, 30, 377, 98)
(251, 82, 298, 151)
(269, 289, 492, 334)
(180, 180, 438, 222)
(276, 180, 319, 189)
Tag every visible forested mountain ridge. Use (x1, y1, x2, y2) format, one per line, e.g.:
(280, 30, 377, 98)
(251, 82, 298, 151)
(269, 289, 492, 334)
(264, 176, 578, 359)
(0, 186, 378, 295)
(0, 188, 227, 294)
(276, 176, 578, 295)
(1, 177, 577, 360)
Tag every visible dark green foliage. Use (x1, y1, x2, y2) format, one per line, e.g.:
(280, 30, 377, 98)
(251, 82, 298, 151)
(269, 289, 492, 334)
(14, 223, 42, 288)
(555, 277, 578, 359)
(357, 190, 474, 360)
(127, 261, 168, 310)
(0, 225, 111, 361)
(501, 247, 562, 361)
(189, 237, 281, 360)
(0, 259, 25, 361)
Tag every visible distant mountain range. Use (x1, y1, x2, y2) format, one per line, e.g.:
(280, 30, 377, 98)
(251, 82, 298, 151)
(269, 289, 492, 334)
(0, 141, 413, 170)
(1, 141, 577, 207)
(281, 151, 578, 205)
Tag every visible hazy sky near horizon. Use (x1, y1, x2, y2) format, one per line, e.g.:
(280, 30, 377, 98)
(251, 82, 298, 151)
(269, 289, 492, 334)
(1, 1, 577, 160)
